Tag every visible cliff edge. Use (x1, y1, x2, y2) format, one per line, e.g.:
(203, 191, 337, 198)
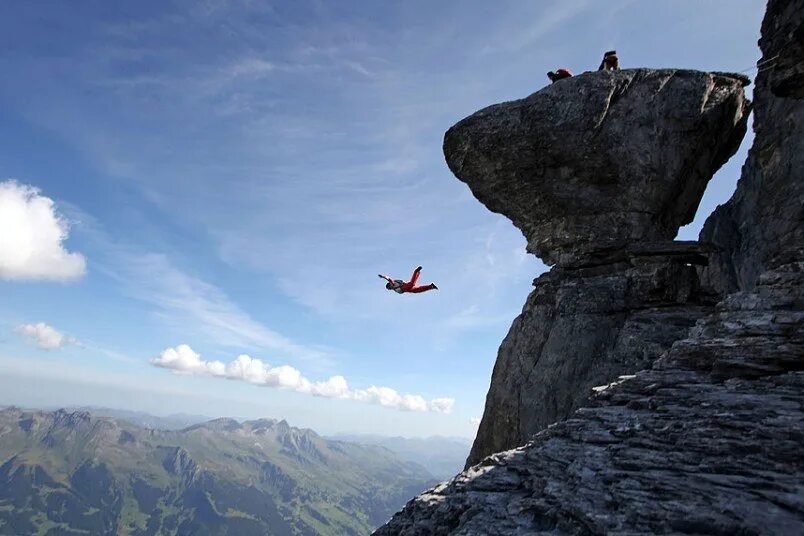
(700, 0, 804, 294)
(451, 68, 750, 467)
(375, 0, 803, 533)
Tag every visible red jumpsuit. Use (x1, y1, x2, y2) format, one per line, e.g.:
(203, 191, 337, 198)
(385, 267, 437, 294)
(399, 267, 436, 293)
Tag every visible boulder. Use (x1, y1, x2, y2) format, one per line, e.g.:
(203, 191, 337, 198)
(445, 68, 750, 266)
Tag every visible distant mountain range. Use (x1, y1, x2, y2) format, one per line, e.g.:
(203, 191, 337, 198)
(57, 406, 472, 480)
(0, 407, 438, 535)
(62, 406, 213, 431)
(329, 434, 470, 480)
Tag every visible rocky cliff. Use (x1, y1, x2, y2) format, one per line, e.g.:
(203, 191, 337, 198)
(451, 68, 750, 467)
(375, 261, 803, 534)
(375, 0, 803, 533)
(700, 0, 804, 294)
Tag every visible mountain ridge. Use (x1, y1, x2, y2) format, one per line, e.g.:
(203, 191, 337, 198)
(0, 406, 437, 535)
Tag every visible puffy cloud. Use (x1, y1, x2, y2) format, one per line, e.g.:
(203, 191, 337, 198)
(470, 416, 481, 426)
(0, 180, 86, 281)
(151, 344, 453, 414)
(150, 344, 226, 376)
(351, 386, 428, 412)
(15, 322, 75, 350)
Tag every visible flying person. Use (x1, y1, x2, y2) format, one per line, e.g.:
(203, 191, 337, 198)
(378, 266, 438, 294)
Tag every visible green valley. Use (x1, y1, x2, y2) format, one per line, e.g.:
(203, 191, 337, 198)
(0, 407, 437, 535)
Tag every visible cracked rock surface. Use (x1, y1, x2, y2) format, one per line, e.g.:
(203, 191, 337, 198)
(464, 243, 717, 467)
(444, 68, 750, 266)
(375, 262, 804, 535)
(700, 0, 804, 294)
(374, 1, 803, 533)
(448, 68, 751, 467)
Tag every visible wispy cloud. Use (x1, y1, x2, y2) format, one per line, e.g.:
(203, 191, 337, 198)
(117, 252, 333, 368)
(59, 202, 334, 369)
(479, 0, 593, 54)
(151, 344, 454, 413)
(442, 304, 513, 331)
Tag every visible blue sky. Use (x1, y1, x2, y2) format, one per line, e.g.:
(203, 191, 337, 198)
(0, 0, 765, 437)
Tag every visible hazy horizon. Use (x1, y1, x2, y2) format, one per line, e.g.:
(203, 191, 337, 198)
(0, 400, 475, 441)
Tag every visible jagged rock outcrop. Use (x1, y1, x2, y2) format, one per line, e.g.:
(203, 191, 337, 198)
(375, 1, 803, 533)
(451, 69, 751, 467)
(375, 262, 804, 535)
(700, 0, 804, 294)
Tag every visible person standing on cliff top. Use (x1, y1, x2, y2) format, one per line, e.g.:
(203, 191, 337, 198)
(378, 266, 438, 294)
(598, 50, 620, 70)
(547, 68, 573, 83)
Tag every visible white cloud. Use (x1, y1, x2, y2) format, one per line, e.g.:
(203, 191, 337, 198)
(150, 344, 225, 376)
(15, 322, 75, 350)
(151, 344, 453, 414)
(470, 416, 481, 426)
(0, 180, 86, 281)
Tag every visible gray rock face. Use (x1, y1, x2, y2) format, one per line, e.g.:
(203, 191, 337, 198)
(453, 70, 750, 467)
(700, 0, 804, 294)
(445, 68, 750, 266)
(374, 1, 803, 533)
(375, 262, 804, 535)
(466, 243, 717, 467)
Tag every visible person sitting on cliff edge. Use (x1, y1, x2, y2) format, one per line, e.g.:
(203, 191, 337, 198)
(547, 68, 573, 83)
(598, 50, 620, 70)
(378, 266, 438, 294)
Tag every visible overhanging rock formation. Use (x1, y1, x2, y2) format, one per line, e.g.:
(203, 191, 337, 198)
(444, 69, 750, 266)
(446, 69, 751, 467)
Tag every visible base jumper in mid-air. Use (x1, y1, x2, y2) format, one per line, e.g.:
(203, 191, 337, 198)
(378, 266, 438, 294)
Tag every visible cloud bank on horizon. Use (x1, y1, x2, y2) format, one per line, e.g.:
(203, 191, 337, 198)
(151, 344, 454, 414)
(0, 180, 86, 281)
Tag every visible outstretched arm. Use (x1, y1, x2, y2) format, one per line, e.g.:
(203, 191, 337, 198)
(378, 274, 393, 283)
